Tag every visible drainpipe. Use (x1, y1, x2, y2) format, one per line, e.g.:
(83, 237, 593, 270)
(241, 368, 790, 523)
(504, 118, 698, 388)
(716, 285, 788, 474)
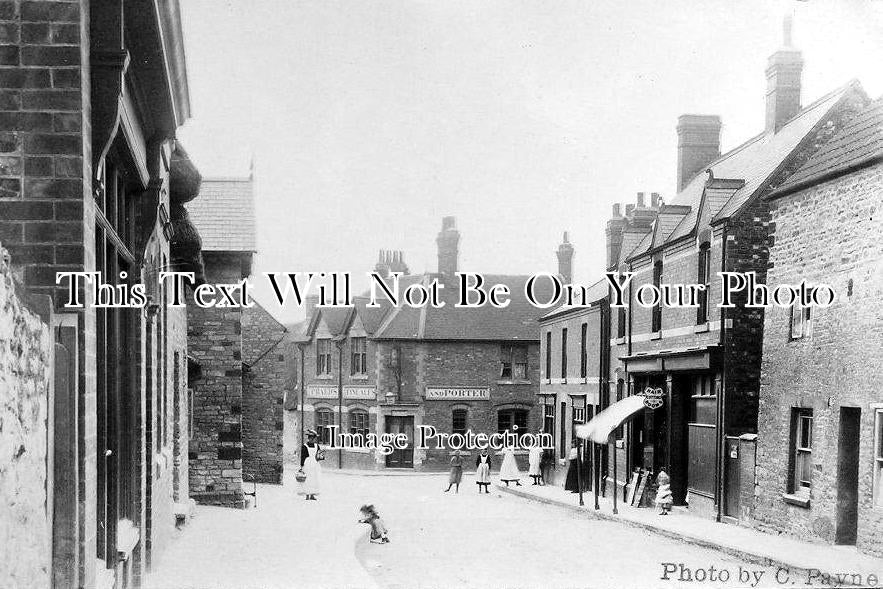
(335, 336, 346, 469)
(716, 223, 729, 523)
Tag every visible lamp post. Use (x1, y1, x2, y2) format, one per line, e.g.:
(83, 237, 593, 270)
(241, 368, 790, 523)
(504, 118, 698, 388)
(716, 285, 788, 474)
(292, 335, 310, 468)
(333, 335, 346, 469)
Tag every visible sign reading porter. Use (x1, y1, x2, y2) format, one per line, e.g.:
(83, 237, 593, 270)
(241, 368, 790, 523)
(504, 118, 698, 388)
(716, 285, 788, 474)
(425, 387, 490, 401)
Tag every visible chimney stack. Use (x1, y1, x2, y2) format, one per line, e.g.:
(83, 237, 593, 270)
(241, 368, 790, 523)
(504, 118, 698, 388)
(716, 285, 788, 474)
(765, 14, 803, 134)
(556, 231, 574, 284)
(636, 192, 645, 208)
(388, 250, 409, 275)
(606, 209, 627, 269)
(676, 114, 722, 192)
(650, 192, 661, 208)
(436, 216, 460, 277)
(612, 203, 621, 217)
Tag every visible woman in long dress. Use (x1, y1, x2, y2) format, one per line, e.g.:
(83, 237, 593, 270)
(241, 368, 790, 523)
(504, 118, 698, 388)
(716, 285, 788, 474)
(499, 444, 522, 487)
(528, 441, 544, 485)
(444, 450, 463, 493)
(299, 429, 323, 500)
(475, 449, 491, 493)
(564, 439, 589, 493)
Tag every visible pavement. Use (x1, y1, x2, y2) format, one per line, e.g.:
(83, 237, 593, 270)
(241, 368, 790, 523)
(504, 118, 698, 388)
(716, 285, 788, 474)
(496, 479, 883, 586)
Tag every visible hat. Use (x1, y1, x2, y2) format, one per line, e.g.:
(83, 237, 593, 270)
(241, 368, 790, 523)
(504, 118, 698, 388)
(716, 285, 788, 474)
(306, 428, 318, 437)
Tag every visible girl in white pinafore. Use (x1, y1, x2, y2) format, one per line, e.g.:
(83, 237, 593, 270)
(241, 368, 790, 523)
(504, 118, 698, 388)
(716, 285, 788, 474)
(299, 429, 323, 500)
(499, 444, 522, 487)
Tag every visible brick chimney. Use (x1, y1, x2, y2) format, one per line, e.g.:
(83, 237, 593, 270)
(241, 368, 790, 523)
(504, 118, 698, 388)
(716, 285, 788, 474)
(388, 250, 409, 275)
(765, 14, 803, 134)
(436, 216, 460, 277)
(676, 115, 721, 192)
(556, 231, 574, 284)
(606, 204, 626, 269)
(374, 250, 391, 277)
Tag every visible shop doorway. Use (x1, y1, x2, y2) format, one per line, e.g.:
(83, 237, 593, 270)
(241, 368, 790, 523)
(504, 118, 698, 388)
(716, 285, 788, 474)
(385, 416, 414, 468)
(835, 407, 860, 545)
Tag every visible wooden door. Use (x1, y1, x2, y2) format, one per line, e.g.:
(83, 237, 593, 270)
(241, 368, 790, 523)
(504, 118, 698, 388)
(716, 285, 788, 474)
(385, 416, 414, 468)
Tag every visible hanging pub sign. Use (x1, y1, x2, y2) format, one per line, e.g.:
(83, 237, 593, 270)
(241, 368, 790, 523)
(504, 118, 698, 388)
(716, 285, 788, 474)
(642, 387, 664, 410)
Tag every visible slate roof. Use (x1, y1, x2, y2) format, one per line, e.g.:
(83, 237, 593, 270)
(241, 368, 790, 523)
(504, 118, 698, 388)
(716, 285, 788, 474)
(187, 177, 257, 253)
(626, 82, 860, 261)
(539, 277, 608, 322)
(771, 96, 883, 195)
(374, 274, 555, 341)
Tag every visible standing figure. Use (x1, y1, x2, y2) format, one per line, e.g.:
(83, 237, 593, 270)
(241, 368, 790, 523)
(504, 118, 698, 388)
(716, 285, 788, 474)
(475, 449, 492, 494)
(299, 429, 323, 500)
(527, 439, 544, 485)
(540, 448, 554, 485)
(359, 504, 390, 544)
(499, 443, 522, 487)
(654, 470, 673, 515)
(445, 450, 464, 493)
(564, 439, 588, 493)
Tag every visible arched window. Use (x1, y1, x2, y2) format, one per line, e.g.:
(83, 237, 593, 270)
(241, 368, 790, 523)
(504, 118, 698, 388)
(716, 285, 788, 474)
(349, 409, 369, 438)
(315, 409, 334, 444)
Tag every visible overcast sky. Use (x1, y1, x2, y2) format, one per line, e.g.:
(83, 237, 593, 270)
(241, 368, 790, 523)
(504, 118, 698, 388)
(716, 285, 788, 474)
(177, 0, 883, 324)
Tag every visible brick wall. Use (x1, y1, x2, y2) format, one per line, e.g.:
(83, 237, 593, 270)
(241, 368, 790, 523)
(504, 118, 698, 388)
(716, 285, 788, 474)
(187, 252, 245, 507)
(241, 302, 287, 483)
(0, 243, 52, 588)
(754, 161, 883, 556)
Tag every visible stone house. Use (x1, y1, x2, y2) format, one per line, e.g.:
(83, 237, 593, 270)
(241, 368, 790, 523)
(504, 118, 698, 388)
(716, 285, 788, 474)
(0, 1, 201, 587)
(753, 99, 883, 555)
(600, 34, 869, 521)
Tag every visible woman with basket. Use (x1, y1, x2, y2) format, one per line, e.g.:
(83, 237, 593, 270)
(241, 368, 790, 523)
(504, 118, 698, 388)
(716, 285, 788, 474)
(298, 429, 324, 500)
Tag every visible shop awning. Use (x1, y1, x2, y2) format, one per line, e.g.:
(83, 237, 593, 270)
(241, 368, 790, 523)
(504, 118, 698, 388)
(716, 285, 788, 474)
(575, 395, 646, 444)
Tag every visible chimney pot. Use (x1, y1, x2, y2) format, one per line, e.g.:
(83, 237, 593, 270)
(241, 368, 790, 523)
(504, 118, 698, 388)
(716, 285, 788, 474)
(765, 16, 803, 134)
(651, 192, 661, 208)
(625, 203, 635, 216)
(612, 203, 622, 217)
(557, 231, 575, 284)
(436, 216, 460, 276)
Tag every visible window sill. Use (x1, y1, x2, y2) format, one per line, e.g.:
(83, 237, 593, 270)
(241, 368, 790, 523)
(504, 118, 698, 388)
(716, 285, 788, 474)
(615, 336, 626, 345)
(315, 374, 334, 380)
(496, 380, 532, 386)
(694, 323, 710, 333)
(782, 493, 811, 508)
(650, 331, 662, 341)
(350, 374, 369, 381)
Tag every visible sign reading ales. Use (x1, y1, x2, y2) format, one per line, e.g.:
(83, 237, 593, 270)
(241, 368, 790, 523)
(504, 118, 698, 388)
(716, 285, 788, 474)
(425, 387, 490, 401)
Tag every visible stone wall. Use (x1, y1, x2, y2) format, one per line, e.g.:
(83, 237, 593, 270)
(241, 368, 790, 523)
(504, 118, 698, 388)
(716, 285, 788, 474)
(0, 243, 52, 588)
(187, 252, 245, 507)
(241, 302, 287, 483)
(754, 161, 883, 556)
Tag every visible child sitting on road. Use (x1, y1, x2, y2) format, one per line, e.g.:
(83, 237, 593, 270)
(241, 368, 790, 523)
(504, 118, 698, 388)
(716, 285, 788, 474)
(359, 504, 390, 544)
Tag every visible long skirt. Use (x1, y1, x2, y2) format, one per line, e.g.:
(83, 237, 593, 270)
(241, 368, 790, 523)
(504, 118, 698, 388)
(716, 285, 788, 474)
(475, 462, 491, 485)
(527, 448, 543, 476)
(564, 458, 589, 492)
(499, 452, 521, 482)
(303, 455, 321, 495)
(449, 465, 463, 484)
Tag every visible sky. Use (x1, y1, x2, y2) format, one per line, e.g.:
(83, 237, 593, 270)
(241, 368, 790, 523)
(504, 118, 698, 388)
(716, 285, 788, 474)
(177, 0, 883, 324)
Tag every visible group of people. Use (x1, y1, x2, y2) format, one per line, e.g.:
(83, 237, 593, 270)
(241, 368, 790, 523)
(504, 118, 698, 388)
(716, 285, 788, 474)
(444, 442, 561, 492)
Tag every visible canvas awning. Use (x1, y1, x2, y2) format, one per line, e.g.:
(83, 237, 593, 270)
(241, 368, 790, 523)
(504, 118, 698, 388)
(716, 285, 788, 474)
(575, 395, 646, 444)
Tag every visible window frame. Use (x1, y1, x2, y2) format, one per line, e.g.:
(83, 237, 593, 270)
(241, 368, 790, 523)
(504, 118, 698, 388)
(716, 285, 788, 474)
(349, 409, 369, 439)
(350, 337, 367, 376)
(789, 408, 813, 496)
(497, 408, 529, 436)
(452, 408, 468, 436)
(696, 243, 711, 325)
(315, 409, 335, 445)
(316, 339, 333, 376)
(790, 303, 812, 340)
(560, 328, 568, 380)
(500, 343, 528, 380)
(652, 261, 663, 333)
(580, 323, 587, 378)
(544, 331, 552, 380)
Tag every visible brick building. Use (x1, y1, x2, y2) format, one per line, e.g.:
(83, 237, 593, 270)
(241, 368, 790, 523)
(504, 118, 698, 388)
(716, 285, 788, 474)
(538, 235, 609, 486)
(599, 34, 869, 521)
(295, 218, 552, 471)
(753, 99, 883, 555)
(0, 1, 201, 587)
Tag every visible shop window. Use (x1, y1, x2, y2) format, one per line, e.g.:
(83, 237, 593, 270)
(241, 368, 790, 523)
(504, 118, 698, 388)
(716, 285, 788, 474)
(498, 408, 528, 435)
(696, 243, 711, 324)
(350, 337, 367, 376)
(875, 409, 883, 508)
(544, 332, 552, 379)
(452, 409, 467, 436)
(789, 409, 813, 495)
(316, 409, 334, 445)
(500, 344, 528, 380)
(580, 323, 587, 378)
(349, 409, 369, 438)
(790, 303, 812, 340)
(652, 261, 663, 333)
(316, 339, 332, 376)
(560, 328, 568, 379)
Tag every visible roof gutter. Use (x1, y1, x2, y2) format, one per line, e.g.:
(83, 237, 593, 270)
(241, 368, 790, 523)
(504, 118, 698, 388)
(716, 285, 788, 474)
(765, 151, 883, 201)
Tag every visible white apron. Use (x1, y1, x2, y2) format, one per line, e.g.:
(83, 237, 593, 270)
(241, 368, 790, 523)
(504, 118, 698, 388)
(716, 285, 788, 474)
(528, 446, 543, 476)
(303, 444, 322, 495)
(499, 447, 521, 481)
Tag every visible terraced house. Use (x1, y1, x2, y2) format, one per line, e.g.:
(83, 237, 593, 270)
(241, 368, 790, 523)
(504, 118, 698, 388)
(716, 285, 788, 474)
(0, 1, 205, 587)
(598, 31, 870, 522)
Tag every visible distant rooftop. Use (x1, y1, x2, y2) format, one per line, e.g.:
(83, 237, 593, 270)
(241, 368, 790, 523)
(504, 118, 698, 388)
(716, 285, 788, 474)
(187, 176, 257, 253)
